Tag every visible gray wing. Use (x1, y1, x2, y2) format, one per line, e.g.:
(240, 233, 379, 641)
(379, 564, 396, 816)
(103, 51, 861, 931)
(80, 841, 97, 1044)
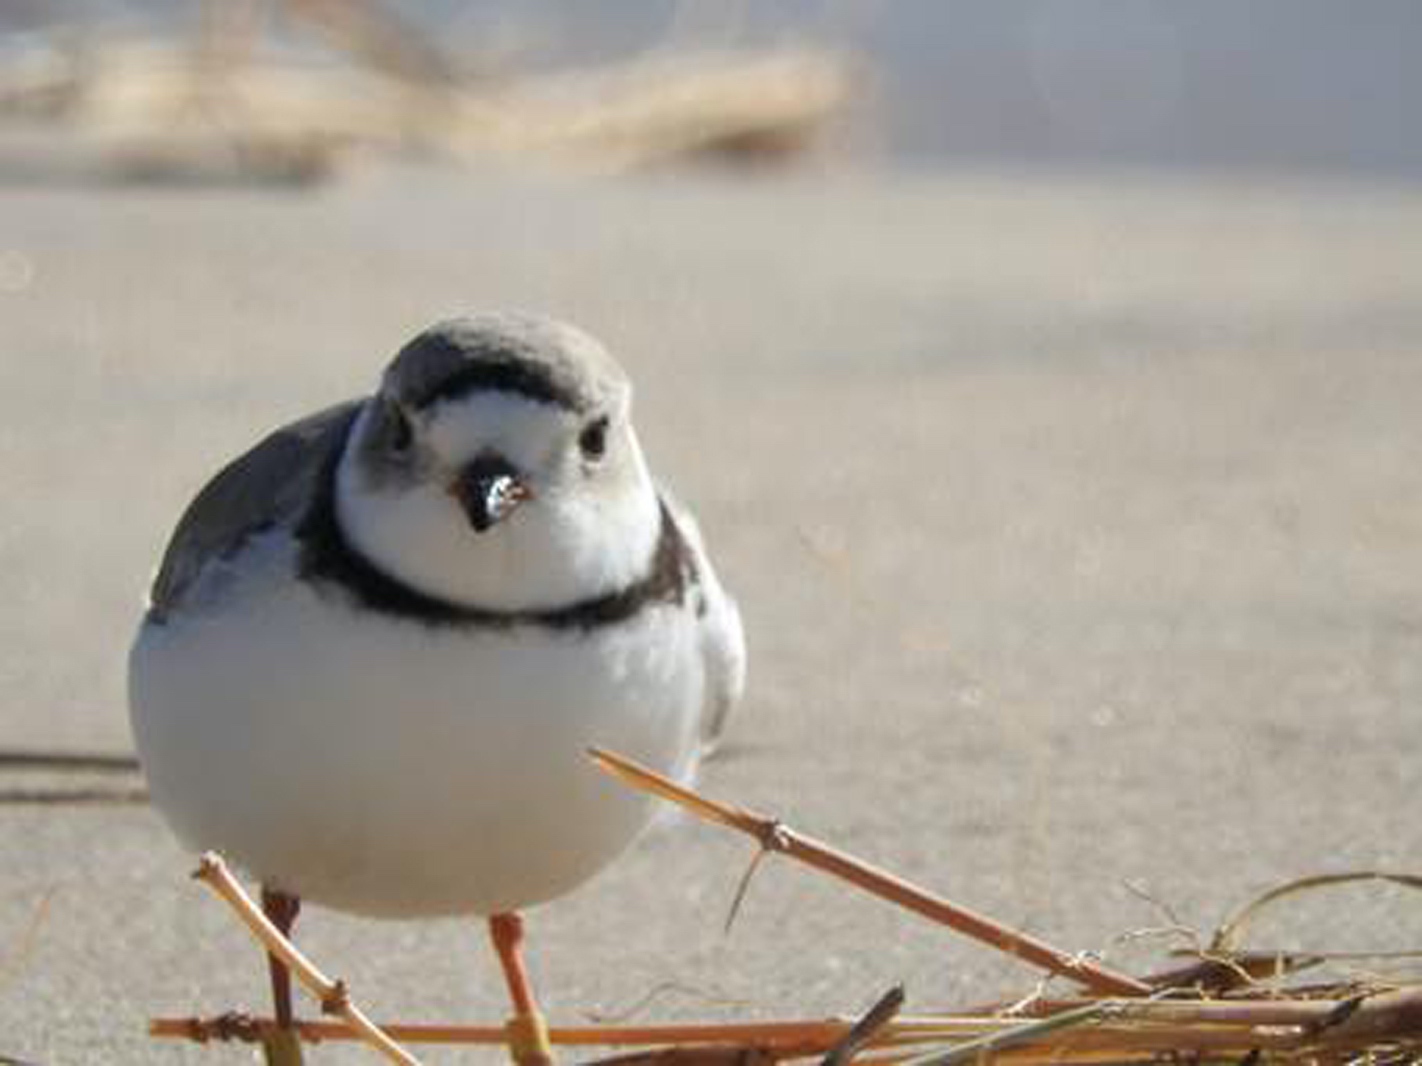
(662, 490, 746, 753)
(147, 400, 363, 620)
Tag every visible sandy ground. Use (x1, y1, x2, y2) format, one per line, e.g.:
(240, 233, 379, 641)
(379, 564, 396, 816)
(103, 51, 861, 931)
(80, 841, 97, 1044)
(1, 160, 1421, 1063)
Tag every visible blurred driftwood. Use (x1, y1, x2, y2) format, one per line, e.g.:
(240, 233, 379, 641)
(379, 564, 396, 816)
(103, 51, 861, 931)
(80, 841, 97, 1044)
(0, 1, 855, 183)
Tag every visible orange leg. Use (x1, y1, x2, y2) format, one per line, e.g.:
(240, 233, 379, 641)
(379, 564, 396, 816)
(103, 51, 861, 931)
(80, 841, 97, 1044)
(488, 912, 553, 1066)
(260, 886, 304, 1064)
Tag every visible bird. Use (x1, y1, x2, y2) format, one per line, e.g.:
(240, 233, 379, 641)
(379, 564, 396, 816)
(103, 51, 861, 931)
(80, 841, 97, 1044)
(128, 312, 746, 1061)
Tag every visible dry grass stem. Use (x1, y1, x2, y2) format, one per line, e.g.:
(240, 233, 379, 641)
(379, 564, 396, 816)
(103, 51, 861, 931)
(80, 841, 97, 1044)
(821, 986, 906, 1066)
(155, 783, 1420, 1065)
(151, 987, 1422, 1061)
(150, 1016, 885, 1051)
(588, 748, 1150, 998)
(191, 853, 420, 1065)
(899, 1002, 1112, 1066)
(1211, 870, 1422, 954)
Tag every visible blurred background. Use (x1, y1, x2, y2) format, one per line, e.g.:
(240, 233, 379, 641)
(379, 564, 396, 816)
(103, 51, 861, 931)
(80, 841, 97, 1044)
(1, 3, 1420, 1063)
(3, 1, 1422, 178)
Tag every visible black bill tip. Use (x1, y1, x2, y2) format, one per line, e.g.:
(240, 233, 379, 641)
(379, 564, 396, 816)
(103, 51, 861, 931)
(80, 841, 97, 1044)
(453, 454, 531, 532)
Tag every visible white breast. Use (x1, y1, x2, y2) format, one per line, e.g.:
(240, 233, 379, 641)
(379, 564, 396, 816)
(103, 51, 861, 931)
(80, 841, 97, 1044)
(128, 534, 705, 918)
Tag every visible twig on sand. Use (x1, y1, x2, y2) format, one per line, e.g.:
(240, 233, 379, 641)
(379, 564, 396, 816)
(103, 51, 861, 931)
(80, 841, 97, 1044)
(587, 748, 1150, 998)
(191, 852, 421, 1065)
(1211, 870, 1422, 955)
(149, 1015, 881, 1054)
(147, 989, 1422, 1061)
(899, 1001, 1113, 1066)
(821, 986, 905, 1066)
(151, 795, 1422, 1065)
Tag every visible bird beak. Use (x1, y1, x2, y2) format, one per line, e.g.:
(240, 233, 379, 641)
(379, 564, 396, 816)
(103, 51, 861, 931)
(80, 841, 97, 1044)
(452, 455, 532, 533)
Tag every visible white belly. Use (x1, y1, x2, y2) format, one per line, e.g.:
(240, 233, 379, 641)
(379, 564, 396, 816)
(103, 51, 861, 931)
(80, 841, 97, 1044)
(128, 543, 704, 918)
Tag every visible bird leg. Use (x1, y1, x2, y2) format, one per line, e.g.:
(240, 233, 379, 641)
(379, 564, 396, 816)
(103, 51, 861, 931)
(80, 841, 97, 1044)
(260, 885, 304, 1066)
(488, 912, 554, 1066)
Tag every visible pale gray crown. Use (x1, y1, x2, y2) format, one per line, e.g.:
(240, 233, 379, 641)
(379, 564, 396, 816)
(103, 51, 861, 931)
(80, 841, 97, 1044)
(381, 313, 628, 415)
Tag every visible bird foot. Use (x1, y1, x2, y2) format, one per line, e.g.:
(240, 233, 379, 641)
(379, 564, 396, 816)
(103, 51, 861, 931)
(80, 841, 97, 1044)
(261, 1025, 306, 1066)
(504, 1010, 554, 1066)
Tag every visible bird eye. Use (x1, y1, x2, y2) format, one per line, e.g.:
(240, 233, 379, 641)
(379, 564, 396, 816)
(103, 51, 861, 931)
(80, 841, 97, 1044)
(386, 402, 413, 454)
(579, 416, 609, 461)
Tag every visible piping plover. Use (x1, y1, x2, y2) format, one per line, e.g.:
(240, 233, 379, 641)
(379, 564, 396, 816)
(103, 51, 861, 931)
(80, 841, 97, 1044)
(129, 313, 745, 1049)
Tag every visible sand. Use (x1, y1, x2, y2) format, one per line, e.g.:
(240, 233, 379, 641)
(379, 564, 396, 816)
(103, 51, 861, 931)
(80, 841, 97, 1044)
(1, 160, 1420, 1063)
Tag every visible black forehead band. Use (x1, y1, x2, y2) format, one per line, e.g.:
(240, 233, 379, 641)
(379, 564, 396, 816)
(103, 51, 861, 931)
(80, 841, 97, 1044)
(394, 334, 587, 413)
(416, 360, 584, 411)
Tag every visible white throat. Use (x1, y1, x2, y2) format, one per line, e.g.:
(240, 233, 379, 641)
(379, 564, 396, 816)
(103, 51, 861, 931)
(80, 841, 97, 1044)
(332, 404, 663, 614)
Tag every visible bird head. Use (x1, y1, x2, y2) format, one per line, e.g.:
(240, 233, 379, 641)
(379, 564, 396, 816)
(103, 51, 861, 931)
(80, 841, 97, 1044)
(335, 314, 661, 613)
